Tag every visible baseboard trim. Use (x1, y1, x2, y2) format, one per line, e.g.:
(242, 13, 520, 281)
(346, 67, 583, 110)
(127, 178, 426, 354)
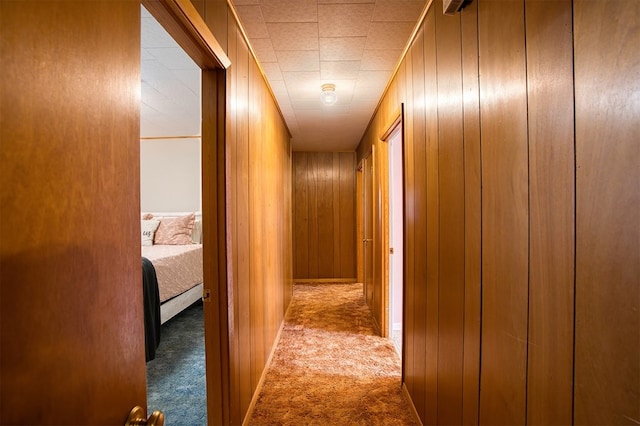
(241, 302, 292, 426)
(294, 278, 358, 283)
(402, 382, 423, 426)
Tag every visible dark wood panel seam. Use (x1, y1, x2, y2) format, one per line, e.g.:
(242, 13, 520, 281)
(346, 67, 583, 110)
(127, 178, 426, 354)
(433, 9, 442, 424)
(524, 0, 532, 422)
(460, 2, 482, 424)
(475, 3, 484, 423)
(457, 10, 468, 423)
(400, 104, 407, 382)
(570, 0, 577, 423)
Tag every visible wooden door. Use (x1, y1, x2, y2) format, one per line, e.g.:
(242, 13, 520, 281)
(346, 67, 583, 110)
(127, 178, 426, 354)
(363, 151, 374, 307)
(0, 2, 147, 424)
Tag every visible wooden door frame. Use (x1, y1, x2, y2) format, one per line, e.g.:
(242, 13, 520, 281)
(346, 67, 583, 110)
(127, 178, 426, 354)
(142, 0, 229, 70)
(361, 149, 375, 314)
(140, 1, 231, 424)
(379, 108, 404, 339)
(356, 161, 364, 284)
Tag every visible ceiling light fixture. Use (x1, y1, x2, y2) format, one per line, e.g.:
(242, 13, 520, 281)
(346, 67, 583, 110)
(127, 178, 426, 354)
(320, 83, 337, 106)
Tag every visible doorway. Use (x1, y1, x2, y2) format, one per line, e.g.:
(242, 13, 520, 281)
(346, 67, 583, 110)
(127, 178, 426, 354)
(139, 1, 231, 424)
(362, 149, 374, 309)
(387, 126, 403, 357)
(140, 5, 205, 423)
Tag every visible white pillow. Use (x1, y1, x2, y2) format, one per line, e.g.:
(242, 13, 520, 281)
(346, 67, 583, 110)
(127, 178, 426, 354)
(192, 219, 202, 244)
(141, 219, 161, 246)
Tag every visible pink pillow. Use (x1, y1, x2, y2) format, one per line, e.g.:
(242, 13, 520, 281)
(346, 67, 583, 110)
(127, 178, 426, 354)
(154, 213, 195, 245)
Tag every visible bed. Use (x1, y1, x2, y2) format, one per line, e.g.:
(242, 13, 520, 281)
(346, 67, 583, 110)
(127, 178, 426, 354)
(141, 212, 204, 324)
(141, 212, 204, 361)
(142, 243, 203, 324)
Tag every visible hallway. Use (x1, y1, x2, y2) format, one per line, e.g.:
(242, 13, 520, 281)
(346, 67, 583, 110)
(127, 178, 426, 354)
(2, 1, 637, 424)
(248, 283, 416, 425)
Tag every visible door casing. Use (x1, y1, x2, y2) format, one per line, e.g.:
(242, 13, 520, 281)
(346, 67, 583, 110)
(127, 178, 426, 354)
(141, 1, 231, 424)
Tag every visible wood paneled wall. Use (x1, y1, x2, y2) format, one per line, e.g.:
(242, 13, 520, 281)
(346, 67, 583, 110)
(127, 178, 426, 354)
(1, 1, 291, 424)
(573, 0, 639, 423)
(222, 9, 292, 426)
(193, 2, 292, 424)
(293, 152, 356, 280)
(356, 0, 639, 424)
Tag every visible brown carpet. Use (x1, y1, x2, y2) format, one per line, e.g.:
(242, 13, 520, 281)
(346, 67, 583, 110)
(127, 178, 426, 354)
(247, 283, 417, 425)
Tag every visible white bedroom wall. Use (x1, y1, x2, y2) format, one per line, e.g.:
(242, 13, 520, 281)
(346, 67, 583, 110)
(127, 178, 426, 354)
(140, 137, 201, 212)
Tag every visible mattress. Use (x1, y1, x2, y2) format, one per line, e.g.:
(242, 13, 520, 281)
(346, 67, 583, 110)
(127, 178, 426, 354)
(142, 244, 203, 303)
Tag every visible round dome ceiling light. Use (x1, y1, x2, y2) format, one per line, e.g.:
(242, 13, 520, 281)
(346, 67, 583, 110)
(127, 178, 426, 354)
(320, 83, 337, 106)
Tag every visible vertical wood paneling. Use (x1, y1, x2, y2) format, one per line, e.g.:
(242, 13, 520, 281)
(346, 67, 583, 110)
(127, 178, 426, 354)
(190, 0, 205, 16)
(460, 1, 481, 423)
(478, 0, 529, 423)
(525, 1, 575, 424)
(339, 153, 356, 277)
(402, 52, 417, 400)
(435, 4, 465, 424)
(283, 135, 293, 312)
(318, 152, 335, 277)
(234, 23, 253, 421)
(203, 0, 227, 53)
(574, 0, 640, 424)
(223, 5, 292, 421)
(333, 154, 342, 275)
(308, 154, 320, 278)
(292, 153, 309, 276)
(423, 10, 440, 425)
(356, 0, 637, 425)
(262, 91, 274, 364)
(225, 15, 241, 424)
(292, 151, 357, 280)
(248, 57, 265, 393)
(293, 153, 310, 278)
(411, 27, 428, 422)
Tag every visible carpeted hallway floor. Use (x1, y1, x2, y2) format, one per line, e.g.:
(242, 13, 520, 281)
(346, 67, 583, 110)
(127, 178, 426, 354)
(248, 282, 417, 425)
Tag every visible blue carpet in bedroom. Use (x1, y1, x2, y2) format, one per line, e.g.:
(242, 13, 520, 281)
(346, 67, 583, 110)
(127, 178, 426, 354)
(146, 300, 206, 426)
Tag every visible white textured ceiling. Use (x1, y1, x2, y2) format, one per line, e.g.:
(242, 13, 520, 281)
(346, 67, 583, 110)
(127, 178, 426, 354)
(140, 6, 201, 138)
(232, 0, 425, 151)
(140, 2, 426, 151)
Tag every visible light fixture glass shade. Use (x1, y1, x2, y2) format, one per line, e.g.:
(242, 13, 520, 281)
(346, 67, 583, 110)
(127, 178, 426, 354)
(321, 83, 337, 105)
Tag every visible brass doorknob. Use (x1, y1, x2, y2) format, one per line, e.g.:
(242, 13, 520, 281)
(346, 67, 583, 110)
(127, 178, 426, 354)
(125, 406, 165, 426)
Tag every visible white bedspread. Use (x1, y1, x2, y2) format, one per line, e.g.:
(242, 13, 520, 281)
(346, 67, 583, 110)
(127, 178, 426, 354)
(142, 244, 203, 303)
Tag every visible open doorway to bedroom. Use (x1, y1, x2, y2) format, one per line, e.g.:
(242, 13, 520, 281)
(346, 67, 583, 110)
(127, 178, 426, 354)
(140, 5, 206, 424)
(387, 125, 403, 358)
